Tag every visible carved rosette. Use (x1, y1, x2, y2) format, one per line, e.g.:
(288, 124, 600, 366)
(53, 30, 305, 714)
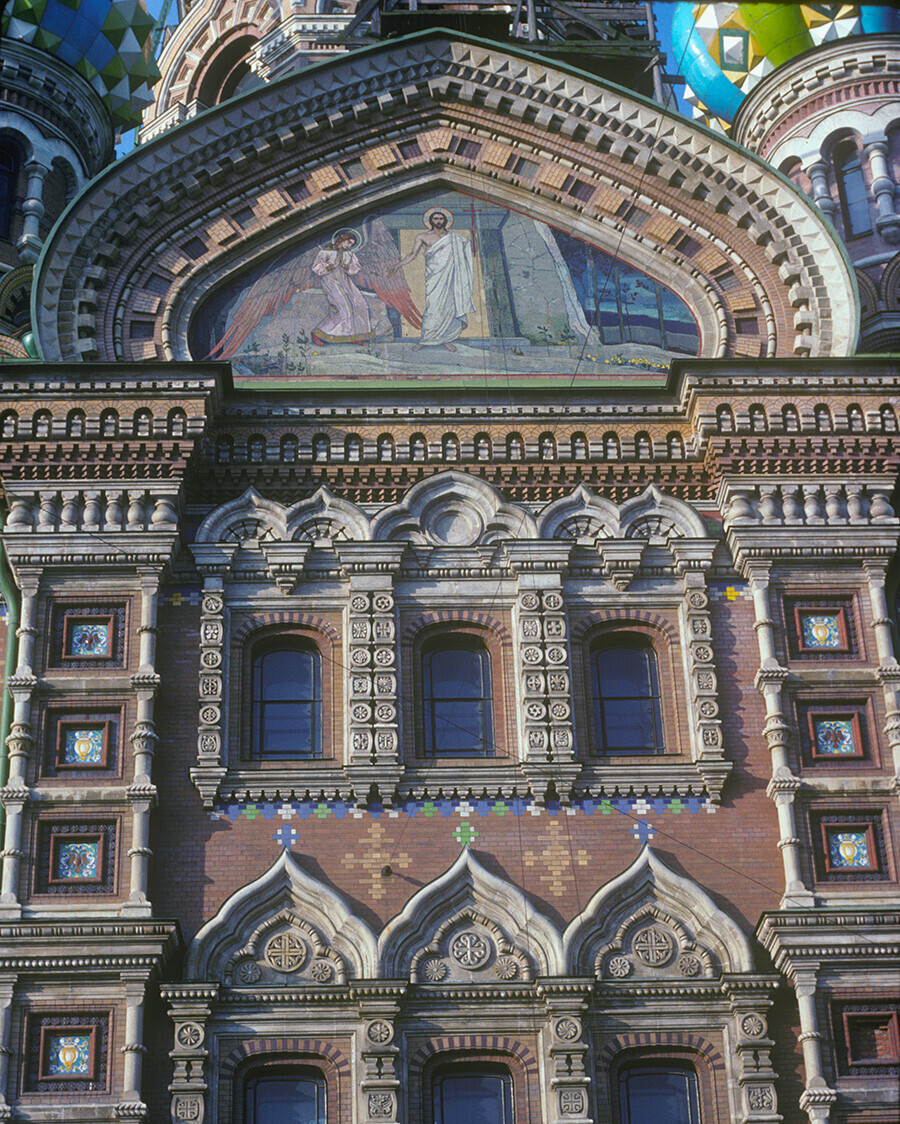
(347, 588, 399, 775)
(543, 990, 591, 1124)
(358, 1002, 401, 1124)
(194, 583, 226, 807)
(161, 985, 218, 1124)
(731, 1000, 780, 1124)
(517, 588, 575, 796)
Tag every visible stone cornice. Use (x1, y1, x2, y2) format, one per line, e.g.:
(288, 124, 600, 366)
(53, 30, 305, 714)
(33, 32, 856, 365)
(756, 909, 900, 975)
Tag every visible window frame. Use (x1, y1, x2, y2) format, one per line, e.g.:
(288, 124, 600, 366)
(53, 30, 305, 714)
(617, 1060, 701, 1124)
(244, 1064, 327, 1124)
(249, 638, 323, 761)
(421, 635, 495, 758)
(833, 140, 872, 238)
(590, 635, 665, 756)
(430, 1061, 514, 1124)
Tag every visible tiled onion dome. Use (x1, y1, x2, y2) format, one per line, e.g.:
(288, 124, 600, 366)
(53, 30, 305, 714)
(1, 0, 161, 128)
(670, 2, 900, 132)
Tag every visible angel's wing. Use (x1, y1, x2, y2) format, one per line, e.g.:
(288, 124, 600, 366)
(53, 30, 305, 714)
(205, 245, 319, 360)
(356, 216, 422, 330)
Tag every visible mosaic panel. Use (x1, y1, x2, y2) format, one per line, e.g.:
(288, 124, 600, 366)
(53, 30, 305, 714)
(814, 718, 857, 756)
(68, 620, 110, 657)
(56, 841, 99, 881)
(63, 727, 105, 765)
(54, 605, 126, 668)
(46, 1034, 91, 1076)
(800, 613, 842, 649)
(827, 830, 871, 869)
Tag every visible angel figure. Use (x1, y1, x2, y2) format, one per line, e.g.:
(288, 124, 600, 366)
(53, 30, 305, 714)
(206, 217, 422, 360)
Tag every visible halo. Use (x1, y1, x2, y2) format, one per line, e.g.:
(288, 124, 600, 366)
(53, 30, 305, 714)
(423, 207, 454, 230)
(331, 227, 361, 250)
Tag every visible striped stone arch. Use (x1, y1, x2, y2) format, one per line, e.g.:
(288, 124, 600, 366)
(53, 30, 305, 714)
(569, 607, 681, 645)
(409, 1034, 539, 1077)
(596, 1031, 725, 1071)
(402, 608, 514, 646)
(33, 33, 856, 363)
(230, 611, 342, 647)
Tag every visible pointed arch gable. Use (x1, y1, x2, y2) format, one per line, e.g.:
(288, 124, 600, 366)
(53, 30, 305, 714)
(194, 487, 288, 544)
(378, 849, 564, 979)
(184, 850, 378, 981)
(34, 33, 856, 365)
(285, 486, 371, 543)
(562, 846, 754, 978)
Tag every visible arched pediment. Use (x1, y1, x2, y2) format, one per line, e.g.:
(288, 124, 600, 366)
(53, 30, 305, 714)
(371, 470, 536, 545)
(286, 486, 371, 543)
(194, 487, 288, 545)
(620, 485, 710, 542)
(33, 33, 856, 366)
(378, 849, 564, 979)
(537, 485, 619, 542)
(184, 850, 378, 983)
(562, 846, 754, 979)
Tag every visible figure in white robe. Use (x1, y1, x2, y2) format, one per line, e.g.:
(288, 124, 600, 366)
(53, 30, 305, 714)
(310, 231, 372, 345)
(395, 208, 475, 351)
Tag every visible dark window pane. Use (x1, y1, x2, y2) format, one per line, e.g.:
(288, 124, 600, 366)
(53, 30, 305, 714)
(249, 1075, 325, 1124)
(424, 641, 493, 756)
(592, 643, 663, 753)
(434, 1071, 513, 1124)
(619, 1065, 700, 1124)
(252, 643, 321, 758)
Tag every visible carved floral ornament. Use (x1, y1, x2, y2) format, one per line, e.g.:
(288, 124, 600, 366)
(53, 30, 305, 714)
(192, 479, 713, 556)
(32, 35, 855, 364)
(182, 847, 756, 987)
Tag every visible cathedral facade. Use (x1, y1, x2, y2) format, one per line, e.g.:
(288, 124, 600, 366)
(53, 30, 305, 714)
(0, 4, 898, 1123)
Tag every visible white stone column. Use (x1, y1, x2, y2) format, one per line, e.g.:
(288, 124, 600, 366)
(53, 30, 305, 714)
(123, 569, 162, 916)
(866, 562, 900, 797)
(0, 973, 15, 1119)
(804, 160, 836, 221)
(16, 160, 49, 263)
(864, 139, 900, 243)
(0, 568, 40, 917)
(746, 563, 815, 907)
(793, 968, 837, 1124)
(120, 972, 148, 1112)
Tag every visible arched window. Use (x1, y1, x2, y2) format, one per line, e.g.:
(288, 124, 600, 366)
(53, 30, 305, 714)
(345, 434, 362, 462)
(716, 405, 734, 433)
(251, 641, 322, 759)
(410, 433, 428, 462)
(133, 409, 152, 438)
(100, 409, 119, 437)
(880, 404, 898, 432)
(67, 409, 85, 437)
(635, 432, 652, 459)
(432, 1063, 513, 1124)
(603, 432, 620, 459)
(507, 433, 524, 461)
(33, 410, 51, 438)
(280, 435, 298, 462)
(591, 637, 663, 754)
(244, 1066, 326, 1124)
(0, 411, 16, 439)
(667, 432, 685, 460)
(847, 404, 865, 432)
(814, 404, 833, 433)
(216, 436, 233, 463)
(443, 433, 460, 462)
(539, 432, 556, 461)
(0, 142, 19, 240)
(312, 434, 330, 462)
(248, 435, 266, 463)
(168, 408, 187, 437)
(377, 433, 395, 462)
(571, 432, 588, 461)
(618, 1062, 700, 1124)
(423, 637, 493, 757)
(782, 404, 799, 433)
(749, 405, 767, 433)
(474, 433, 491, 461)
(834, 142, 871, 237)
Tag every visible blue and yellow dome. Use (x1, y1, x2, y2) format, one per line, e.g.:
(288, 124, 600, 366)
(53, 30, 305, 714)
(1, 0, 161, 127)
(670, 3, 900, 131)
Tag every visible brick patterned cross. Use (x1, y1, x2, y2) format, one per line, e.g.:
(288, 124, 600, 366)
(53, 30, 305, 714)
(631, 820, 655, 845)
(274, 825, 299, 850)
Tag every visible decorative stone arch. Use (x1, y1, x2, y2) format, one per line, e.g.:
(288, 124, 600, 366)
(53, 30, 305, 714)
(194, 486, 289, 544)
(371, 469, 536, 545)
(569, 607, 680, 646)
(285, 485, 371, 543)
(620, 484, 709, 542)
(230, 612, 342, 649)
(34, 32, 857, 362)
(880, 249, 900, 311)
(855, 267, 880, 323)
(562, 846, 754, 978)
(377, 848, 564, 979)
(537, 484, 619, 541)
(402, 608, 513, 647)
(184, 849, 379, 982)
